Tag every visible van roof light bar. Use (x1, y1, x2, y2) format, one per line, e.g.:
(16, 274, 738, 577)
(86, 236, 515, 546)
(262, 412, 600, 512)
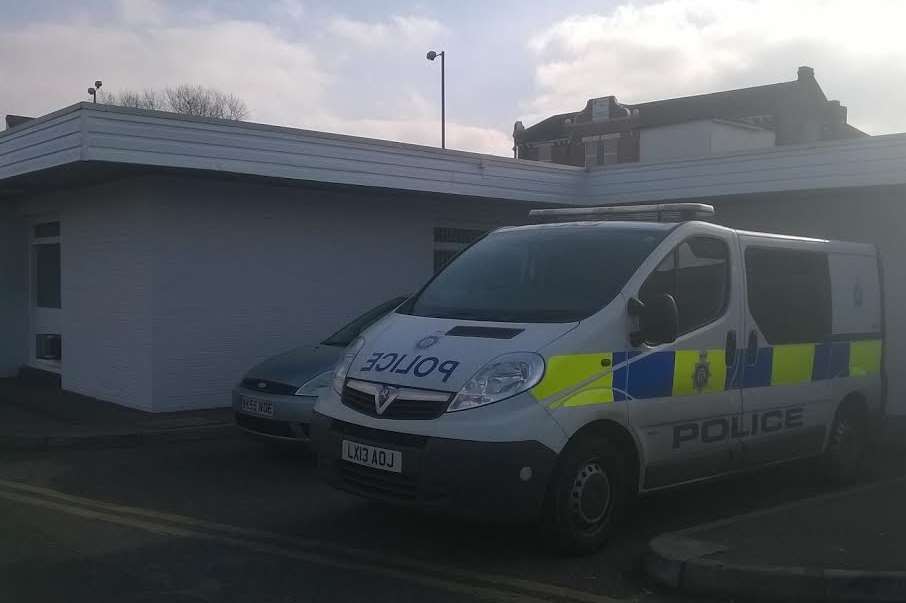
(528, 202, 715, 223)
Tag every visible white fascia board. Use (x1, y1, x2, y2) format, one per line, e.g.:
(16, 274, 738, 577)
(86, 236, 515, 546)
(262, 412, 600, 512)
(584, 133, 906, 204)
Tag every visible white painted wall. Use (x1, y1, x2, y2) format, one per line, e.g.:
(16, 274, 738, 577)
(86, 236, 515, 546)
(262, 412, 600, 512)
(145, 176, 525, 411)
(59, 182, 154, 409)
(640, 120, 775, 163)
(0, 202, 27, 377)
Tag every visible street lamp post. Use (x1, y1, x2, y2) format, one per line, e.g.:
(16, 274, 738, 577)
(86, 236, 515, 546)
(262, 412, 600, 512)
(426, 50, 445, 149)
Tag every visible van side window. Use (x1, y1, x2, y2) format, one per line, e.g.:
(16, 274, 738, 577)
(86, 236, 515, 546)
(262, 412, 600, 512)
(745, 247, 831, 344)
(639, 237, 730, 335)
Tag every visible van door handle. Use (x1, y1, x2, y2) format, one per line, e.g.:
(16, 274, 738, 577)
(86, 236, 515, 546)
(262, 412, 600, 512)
(746, 330, 759, 366)
(725, 330, 737, 366)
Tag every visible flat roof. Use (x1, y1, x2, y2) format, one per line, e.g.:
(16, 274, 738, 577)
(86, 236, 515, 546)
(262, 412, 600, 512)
(1, 103, 905, 206)
(0, 103, 581, 205)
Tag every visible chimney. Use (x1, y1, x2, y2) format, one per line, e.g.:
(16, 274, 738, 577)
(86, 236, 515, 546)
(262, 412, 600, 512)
(4, 114, 34, 130)
(797, 65, 815, 81)
(828, 100, 847, 124)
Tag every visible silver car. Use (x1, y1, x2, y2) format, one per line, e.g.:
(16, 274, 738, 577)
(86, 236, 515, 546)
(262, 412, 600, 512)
(232, 296, 408, 443)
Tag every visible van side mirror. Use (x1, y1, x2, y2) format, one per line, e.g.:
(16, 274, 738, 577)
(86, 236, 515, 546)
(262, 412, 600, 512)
(629, 294, 679, 347)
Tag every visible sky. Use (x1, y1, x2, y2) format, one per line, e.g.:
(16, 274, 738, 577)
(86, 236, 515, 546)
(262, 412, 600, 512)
(2, 0, 905, 156)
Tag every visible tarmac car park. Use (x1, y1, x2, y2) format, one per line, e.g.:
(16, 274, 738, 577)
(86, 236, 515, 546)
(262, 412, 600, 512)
(312, 203, 884, 554)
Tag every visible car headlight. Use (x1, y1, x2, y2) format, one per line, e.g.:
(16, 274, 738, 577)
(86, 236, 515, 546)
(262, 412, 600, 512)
(448, 352, 545, 412)
(294, 370, 333, 397)
(331, 337, 365, 394)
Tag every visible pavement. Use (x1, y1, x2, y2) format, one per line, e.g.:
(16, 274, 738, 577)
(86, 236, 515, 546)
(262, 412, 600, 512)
(0, 377, 235, 450)
(646, 465, 906, 601)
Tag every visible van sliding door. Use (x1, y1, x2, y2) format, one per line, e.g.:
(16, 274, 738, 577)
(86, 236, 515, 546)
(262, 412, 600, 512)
(737, 238, 832, 465)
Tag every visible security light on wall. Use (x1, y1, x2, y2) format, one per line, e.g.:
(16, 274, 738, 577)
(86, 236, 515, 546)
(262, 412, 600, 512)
(88, 80, 102, 103)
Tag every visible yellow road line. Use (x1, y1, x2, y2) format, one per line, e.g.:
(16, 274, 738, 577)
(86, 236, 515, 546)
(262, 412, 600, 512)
(0, 488, 547, 603)
(0, 479, 622, 603)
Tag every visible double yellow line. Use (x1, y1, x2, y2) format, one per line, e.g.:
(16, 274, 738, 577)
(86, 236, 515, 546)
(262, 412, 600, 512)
(0, 478, 620, 603)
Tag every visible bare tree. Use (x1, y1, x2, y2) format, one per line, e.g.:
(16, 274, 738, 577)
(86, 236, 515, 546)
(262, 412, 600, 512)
(98, 84, 249, 120)
(99, 88, 165, 111)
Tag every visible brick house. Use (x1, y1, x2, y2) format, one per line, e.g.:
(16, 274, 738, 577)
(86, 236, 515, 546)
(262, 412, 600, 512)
(513, 66, 866, 167)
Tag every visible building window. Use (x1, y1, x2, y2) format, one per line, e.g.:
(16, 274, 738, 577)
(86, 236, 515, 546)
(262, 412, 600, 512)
(33, 221, 61, 309)
(639, 237, 730, 335)
(434, 227, 486, 273)
(745, 247, 831, 344)
(585, 134, 622, 167)
(35, 244, 61, 308)
(597, 134, 620, 166)
(536, 143, 552, 162)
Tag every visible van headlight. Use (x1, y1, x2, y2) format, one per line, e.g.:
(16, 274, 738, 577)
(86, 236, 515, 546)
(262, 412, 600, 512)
(294, 370, 333, 397)
(332, 337, 365, 394)
(448, 352, 545, 412)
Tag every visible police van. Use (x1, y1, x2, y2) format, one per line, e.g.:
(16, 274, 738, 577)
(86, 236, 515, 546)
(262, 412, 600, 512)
(311, 203, 884, 553)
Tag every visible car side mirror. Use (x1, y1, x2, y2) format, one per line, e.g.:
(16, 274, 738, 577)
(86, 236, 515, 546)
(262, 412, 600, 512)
(629, 294, 678, 347)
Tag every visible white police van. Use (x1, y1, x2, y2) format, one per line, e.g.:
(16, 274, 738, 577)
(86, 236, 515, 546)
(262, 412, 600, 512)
(312, 203, 884, 553)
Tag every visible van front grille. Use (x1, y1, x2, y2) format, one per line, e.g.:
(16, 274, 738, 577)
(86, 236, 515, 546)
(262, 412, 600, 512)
(341, 383, 450, 420)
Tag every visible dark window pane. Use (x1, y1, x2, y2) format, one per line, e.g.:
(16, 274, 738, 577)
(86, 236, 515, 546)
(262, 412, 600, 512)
(434, 249, 458, 273)
(407, 224, 670, 323)
(35, 243, 61, 308)
(35, 334, 62, 360)
(640, 237, 729, 335)
(745, 247, 831, 344)
(433, 227, 485, 244)
(33, 222, 60, 238)
(675, 238, 729, 333)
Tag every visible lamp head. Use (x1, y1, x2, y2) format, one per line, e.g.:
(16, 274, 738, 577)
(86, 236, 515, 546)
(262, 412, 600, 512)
(426, 50, 437, 61)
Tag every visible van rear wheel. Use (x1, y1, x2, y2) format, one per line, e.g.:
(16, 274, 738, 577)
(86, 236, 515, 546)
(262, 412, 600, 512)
(822, 402, 869, 484)
(542, 435, 628, 555)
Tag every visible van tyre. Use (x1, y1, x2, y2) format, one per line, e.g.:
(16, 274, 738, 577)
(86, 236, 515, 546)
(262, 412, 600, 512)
(822, 401, 869, 484)
(542, 435, 628, 555)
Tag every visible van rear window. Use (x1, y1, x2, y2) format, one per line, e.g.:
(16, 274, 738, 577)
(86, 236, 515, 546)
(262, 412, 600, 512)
(402, 225, 669, 323)
(745, 247, 831, 344)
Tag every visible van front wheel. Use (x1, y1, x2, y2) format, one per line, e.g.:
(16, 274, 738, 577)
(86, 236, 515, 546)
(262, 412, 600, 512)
(542, 435, 628, 555)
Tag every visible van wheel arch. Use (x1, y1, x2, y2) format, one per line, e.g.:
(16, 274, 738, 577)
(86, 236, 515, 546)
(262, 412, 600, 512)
(822, 392, 870, 483)
(828, 392, 870, 445)
(559, 420, 641, 496)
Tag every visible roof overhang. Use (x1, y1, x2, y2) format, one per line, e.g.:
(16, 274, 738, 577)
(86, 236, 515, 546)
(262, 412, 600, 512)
(0, 103, 583, 205)
(2, 103, 905, 207)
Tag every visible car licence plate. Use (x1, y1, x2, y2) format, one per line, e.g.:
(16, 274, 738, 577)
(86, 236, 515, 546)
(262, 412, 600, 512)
(240, 396, 274, 418)
(341, 440, 402, 473)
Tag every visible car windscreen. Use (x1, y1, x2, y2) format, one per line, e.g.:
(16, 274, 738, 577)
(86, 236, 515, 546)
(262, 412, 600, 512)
(321, 296, 408, 346)
(401, 224, 669, 323)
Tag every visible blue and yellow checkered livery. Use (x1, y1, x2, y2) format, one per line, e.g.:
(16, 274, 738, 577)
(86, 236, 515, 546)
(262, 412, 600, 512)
(535, 337, 882, 408)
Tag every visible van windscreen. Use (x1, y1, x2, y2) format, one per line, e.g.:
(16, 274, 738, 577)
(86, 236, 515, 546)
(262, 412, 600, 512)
(403, 224, 669, 323)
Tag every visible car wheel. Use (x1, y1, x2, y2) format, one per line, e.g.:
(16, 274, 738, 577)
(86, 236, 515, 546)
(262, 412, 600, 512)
(542, 434, 628, 555)
(823, 401, 869, 484)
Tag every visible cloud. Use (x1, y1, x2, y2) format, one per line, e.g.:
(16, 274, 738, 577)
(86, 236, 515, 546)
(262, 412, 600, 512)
(524, 0, 906, 134)
(116, 0, 166, 25)
(0, 19, 329, 128)
(328, 15, 446, 48)
(324, 115, 512, 156)
(0, 6, 509, 155)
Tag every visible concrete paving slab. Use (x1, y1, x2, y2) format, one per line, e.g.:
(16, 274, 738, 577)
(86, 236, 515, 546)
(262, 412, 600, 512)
(645, 476, 906, 601)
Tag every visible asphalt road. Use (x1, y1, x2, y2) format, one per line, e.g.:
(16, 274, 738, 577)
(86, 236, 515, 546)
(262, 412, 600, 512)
(1, 432, 903, 603)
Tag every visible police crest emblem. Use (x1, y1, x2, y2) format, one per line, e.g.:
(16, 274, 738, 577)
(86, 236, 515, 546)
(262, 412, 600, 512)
(693, 350, 711, 392)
